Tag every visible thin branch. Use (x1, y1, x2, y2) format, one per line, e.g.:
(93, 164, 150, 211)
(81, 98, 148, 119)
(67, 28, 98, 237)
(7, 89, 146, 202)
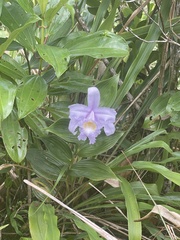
(119, 0, 151, 34)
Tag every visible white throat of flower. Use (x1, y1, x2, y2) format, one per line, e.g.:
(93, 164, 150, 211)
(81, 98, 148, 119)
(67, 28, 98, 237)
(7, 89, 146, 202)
(83, 121, 97, 134)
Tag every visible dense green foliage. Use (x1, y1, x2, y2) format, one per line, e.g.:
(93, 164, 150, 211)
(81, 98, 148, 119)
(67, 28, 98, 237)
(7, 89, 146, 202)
(0, 0, 180, 239)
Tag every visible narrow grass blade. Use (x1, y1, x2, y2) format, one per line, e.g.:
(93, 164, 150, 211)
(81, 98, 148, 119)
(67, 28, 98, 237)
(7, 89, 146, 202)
(120, 177, 142, 240)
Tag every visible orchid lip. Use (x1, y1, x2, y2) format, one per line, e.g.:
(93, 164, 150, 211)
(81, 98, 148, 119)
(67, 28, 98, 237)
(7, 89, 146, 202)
(83, 121, 97, 134)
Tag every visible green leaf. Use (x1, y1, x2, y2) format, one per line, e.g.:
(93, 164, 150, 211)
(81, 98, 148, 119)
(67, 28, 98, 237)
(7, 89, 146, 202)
(132, 161, 180, 186)
(24, 111, 48, 137)
(111, 140, 172, 169)
(16, 0, 34, 14)
(113, 22, 161, 108)
(26, 149, 65, 180)
(47, 7, 72, 43)
(29, 202, 60, 240)
(45, 101, 70, 119)
(120, 177, 142, 240)
(36, 0, 48, 15)
(170, 111, 180, 127)
(0, 0, 4, 16)
(70, 215, 102, 240)
(1, 2, 37, 51)
(41, 135, 72, 164)
(0, 78, 17, 121)
(150, 92, 172, 117)
(36, 44, 70, 78)
(44, 0, 68, 23)
(71, 159, 116, 181)
(78, 132, 124, 157)
(20, 238, 32, 240)
(167, 91, 180, 112)
(96, 75, 119, 107)
(108, 129, 167, 168)
(49, 71, 94, 94)
(16, 75, 47, 119)
(91, 0, 111, 32)
(131, 181, 160, 196)
(0, 54, 27, 80)
(1, 111, 28, 163)
(99, 0, 120, 31)
(47, 118, 79, 143)
(64, 30, 129, 58)
(0, 14, 39, 56)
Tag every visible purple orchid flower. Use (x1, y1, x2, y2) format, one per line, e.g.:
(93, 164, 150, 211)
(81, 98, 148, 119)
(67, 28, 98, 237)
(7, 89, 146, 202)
(68, 87, 117, 144)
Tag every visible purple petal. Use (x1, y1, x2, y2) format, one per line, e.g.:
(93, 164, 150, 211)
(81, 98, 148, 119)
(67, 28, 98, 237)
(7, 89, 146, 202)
(78, 132, 87, 141)
(87, 87, 100, 109)
(86, 110, 95, 121)
(69, 104, 90, 119)
(88, 135, 96, 144)
(68, 119, 79, 134)
(103, 123, 115, 136)
(94, 107, 117, 122)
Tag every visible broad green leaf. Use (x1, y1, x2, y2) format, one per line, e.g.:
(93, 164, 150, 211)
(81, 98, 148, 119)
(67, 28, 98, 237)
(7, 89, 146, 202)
(1, 111, 28, 163)
(36, 0, 48, 15)
(0, 54, 27, 80)
(71, 159, 117, 181)
(36, 44, 70, 78)
(24, 111, 48, 137)
(143, 115, 169, 131)
(49, 71, 94, 94)
(16, 75, 47, 119)
(47, 118, 80, 143)
(29, 202, 60, 240)
(108, 130, 167, 168)
(132, 161, 180, 186)
(150, 92, 172, 117)
(26, 149, 65, 180)
(31, 177, 57, 202)
(0, 78, 17, 122)
(0, 38, 22, 51)
(78, 132, 124, 157)
(137, 194, 180, 207)
(47, 8, 72, 43)
(131, 181, 159, 196)
(41, 135, 72, 163)
(96, 75, 119, 107)
(45, 101, 70, 119)
(166, 91, 180, 112)
(128, 140, 172, 155)
(64, 30, 129, 58)
(65, 4, 75, 27)
(120, 177, 142, 240)
(1, 2, 37, 51)
(170, 111, 180, 127)
(16, 0, 34, 14)
(0, 14, 39, 56)
(44, 0, 68, 23)
(110, 140, 172, 169)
